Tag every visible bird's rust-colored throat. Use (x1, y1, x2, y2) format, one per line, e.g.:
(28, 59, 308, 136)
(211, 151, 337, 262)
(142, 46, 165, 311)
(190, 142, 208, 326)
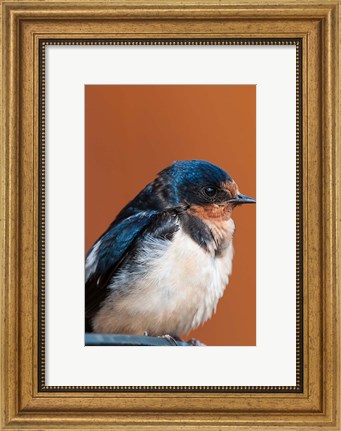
(188, 204, 233, 221)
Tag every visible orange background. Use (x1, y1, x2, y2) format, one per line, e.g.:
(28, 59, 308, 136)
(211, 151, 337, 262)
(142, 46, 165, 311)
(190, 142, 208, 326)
(85, 85, 256, 346)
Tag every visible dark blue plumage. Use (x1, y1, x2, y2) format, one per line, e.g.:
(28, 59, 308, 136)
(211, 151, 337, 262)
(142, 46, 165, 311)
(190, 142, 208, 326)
(85, 160, 255, 335)
(85, 211, 158, 323)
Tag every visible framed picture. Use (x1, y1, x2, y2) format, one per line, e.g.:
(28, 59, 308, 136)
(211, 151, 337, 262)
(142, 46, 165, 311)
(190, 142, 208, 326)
(1, 1, 339, 429)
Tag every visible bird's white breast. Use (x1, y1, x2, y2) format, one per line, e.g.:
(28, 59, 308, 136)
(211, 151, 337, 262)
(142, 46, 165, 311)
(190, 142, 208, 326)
(92, 219, 235, 336)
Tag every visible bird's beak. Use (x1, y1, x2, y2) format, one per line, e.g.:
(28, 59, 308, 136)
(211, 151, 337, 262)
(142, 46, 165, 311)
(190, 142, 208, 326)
(229, 193, 256, 205)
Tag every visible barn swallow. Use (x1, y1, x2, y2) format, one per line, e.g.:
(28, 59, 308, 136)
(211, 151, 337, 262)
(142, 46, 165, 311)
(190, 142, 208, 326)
(85, 160, 255, 337)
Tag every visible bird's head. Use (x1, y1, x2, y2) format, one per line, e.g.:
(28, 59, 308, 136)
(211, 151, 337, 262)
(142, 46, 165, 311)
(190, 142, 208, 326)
(157, 160, 255, 218)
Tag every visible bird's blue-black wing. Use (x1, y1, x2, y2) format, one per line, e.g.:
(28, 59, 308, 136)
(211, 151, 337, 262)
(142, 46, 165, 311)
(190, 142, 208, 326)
(85, 211, 158, 322)
(85, 210, 180, 331)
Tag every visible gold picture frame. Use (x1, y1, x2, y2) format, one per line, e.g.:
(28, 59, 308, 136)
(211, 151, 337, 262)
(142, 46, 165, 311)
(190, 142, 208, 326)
(0, 0, 339, 429)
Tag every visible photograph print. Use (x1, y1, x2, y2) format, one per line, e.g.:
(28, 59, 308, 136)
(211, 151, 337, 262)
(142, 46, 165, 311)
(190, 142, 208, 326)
(85, 85, 256, 346)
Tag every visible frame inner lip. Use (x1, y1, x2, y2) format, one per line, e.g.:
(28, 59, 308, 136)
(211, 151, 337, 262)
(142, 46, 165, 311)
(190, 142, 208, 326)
(37, 37, 303, 393)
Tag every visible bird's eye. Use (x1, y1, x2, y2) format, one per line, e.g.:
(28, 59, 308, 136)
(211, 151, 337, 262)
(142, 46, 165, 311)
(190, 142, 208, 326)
(203, 187, 217, 198)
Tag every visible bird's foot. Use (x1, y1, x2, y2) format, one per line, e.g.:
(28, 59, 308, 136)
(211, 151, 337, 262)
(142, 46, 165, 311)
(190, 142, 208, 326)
(187, 338, 206, 346)
(157, 334, 178, 345)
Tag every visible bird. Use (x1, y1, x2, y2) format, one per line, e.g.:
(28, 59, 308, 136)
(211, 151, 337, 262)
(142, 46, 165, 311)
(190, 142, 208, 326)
(85, 160, 255, 338)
